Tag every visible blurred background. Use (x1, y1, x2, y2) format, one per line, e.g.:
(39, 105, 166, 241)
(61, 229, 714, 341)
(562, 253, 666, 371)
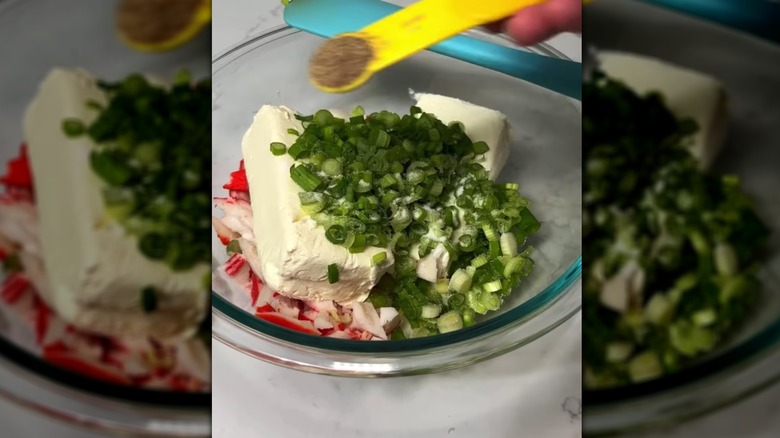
(0, 0, 211, 436)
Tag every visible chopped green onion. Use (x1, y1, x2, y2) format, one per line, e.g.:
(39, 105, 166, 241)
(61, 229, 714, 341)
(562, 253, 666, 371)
(371, 251, 388, 266)
(313, 109, 334, 126)
(421, 304, 442, 319)
(480, 291, 501, 311)
(325, 224, 347, 244)
(714, 243, 738, 276)
(141, 286, 158, 313)
(287, 142, 305, 159)
(269, 105, 541, 335)
(287, 128, 300, 136)
(472, 141, 489, 155)
(482, 280, 502, 293)
(461, 308, 475, 327)
(327, 264, 339, 284)
(605, 342, 634, 363)
(299, 192, 326, 214)
(391, 207, 412, 231)
(349, 234, 367, 253)
(628, 352, 662, 383)
(270, 142, 287, 156)
(437, 310, 463, 333)
(499, 232, 517, 256)
(471, 253, 490, 268)
(290, 164, 323, 191)
(322, 159, 342, 176)
(448, 269, 472, 294)
(62, 119, 86, 137)
(379, 174, 397, 188)
(503, 256, 526, 278)
(409, 221, 429, 237)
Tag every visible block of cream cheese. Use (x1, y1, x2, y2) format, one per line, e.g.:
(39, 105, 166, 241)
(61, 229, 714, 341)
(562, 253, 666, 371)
(242, 105, 394, 305)
(414, 93, 511, 180)
(23, 68, 208, 339)
(599, 51, 729, 170)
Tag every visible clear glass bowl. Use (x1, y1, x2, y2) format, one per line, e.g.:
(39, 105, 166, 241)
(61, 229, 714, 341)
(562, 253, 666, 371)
(584, 0, 780, 435)
(0, 0, 210, 435)
(211, 26, 582, 376)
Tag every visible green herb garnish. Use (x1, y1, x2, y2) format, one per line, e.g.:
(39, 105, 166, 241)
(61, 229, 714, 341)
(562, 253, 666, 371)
(583, 72, 769, 388)
(327, 263, 339, 284)
(141, 286, 158, 313)
(279, 106, 540, 333)
(63, 72, 211, 272)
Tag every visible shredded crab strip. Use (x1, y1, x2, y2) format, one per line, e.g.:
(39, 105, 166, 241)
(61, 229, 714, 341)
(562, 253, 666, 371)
(214, 161, 400, 341)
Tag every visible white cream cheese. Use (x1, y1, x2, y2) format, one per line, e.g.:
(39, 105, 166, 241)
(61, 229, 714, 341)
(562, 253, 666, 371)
(22, 68, 208, 339)
(241, 105, 394, 305)
(599, 51, 729, 170)
(414, 93, 511, 180)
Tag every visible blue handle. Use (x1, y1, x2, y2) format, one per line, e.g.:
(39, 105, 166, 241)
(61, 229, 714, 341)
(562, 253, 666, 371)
(283, 0, 581, 101)
(638, 0, 780, 44)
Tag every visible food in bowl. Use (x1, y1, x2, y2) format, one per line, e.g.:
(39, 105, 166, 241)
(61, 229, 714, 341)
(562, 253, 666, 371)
(213, 93, 543, 340)
(583, 52, 770, 388)
(0, 68, 211, 390)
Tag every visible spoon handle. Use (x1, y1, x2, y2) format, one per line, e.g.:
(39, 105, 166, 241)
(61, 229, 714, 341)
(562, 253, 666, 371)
(363, 0, 546, 71)
(284, 0, 581, 100)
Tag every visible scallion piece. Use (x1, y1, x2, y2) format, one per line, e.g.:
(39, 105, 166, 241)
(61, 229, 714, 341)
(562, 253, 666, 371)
(470, 253, 489, 268)
(480, 291, 501, 311)
(483, 280, 502, 293)
(448, 269, 472, 294)
(503, 256, 526, 278)
(472, 141, 490, 155)
(379, 174, 397, 188)
(325, 224, 347, 244)
(321, 158, 342, 176)
(421, 303, 442, 319)
(141, 286, 158, 313)
(327, 264, 339, 284)
(499, 232, 518, 256)
(290, 164, 323, 191)
(349, 234, 367, 253)
(437, 310, 463, 333)
(371, 251, 388, 266)
(62, 119, 86, 137)
(299, 192, 326, 214)
(287, 141, 308, 159)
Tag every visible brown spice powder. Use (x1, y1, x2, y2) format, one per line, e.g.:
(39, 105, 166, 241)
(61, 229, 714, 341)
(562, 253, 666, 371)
(117, 0, 203, 45)
(309, 36, 374, 89)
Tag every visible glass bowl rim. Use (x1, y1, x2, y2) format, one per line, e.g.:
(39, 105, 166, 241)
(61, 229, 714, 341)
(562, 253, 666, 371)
(211, 25, 583, 354)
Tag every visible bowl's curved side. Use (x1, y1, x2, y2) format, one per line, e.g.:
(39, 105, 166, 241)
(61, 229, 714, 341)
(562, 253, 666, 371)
(210, 25, 583, 367)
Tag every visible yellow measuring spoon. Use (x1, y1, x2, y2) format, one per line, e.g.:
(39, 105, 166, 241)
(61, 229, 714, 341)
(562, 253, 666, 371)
(117, 0, 211, 53)
(308, 0, 547, 93)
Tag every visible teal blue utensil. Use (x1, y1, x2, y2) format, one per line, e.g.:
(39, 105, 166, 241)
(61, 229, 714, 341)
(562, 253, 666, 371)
(283, 0, 582, 101)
